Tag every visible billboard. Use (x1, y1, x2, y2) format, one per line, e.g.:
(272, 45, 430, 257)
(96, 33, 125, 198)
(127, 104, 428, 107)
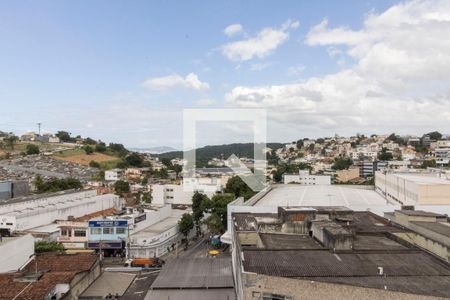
(88, 220, 128, 228)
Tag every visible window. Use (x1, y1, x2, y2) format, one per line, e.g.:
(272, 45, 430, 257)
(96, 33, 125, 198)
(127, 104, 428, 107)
(74, 230, 86, 237)
(90, 228, 101, 235)
(116, 227, 126, 234)
(103, 227, 114, 234)
(61, 229, 68, 236)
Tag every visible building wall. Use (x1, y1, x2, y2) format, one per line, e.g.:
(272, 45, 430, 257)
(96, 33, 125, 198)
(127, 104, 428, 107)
(0, 192, 120, 232)
(283, 172, 331, 185)
(375, 172, 450, 205)
(393, 232, 450, 263)
(151, 184, 219, 206)
(63, 259, 101, 300)
(243, 273, 440, 300)
(129, 225, 182, 258)
(0, 234, 34, 272)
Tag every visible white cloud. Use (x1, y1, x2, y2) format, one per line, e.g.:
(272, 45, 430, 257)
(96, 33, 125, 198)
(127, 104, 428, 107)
(226, 0, 450, 136)
(327, 46, 342, 58)
(288, 65, 305, 76)
(224, 24, 243, 37)
(250, 62, 272, 71)
(142, 73, 209, 91)
(194, 98, 216, 106)
(221, 19, 299, 61)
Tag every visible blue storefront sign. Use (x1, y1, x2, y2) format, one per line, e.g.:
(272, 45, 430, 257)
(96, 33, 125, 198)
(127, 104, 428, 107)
(88, 220, 128, 228)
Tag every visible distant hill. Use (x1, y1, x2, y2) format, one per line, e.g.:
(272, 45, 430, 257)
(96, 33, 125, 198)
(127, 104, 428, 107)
(157, 142, 284, 166)
(129, 146, 178, 154)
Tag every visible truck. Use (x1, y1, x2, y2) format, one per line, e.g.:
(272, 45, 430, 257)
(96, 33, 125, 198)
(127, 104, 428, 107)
(124, 257, 164, 268)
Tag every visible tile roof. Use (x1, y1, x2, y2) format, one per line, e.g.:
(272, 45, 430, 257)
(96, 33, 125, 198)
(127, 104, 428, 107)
(22, 252, 98, 273)
(0, 253, 98, 300)
(74, 207, 117, 222)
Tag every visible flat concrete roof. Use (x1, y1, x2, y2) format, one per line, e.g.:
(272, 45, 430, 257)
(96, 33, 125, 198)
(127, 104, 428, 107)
(254, 185, 396, 213)
(131, 209, 186, 239)
(392, 173, 450, 185)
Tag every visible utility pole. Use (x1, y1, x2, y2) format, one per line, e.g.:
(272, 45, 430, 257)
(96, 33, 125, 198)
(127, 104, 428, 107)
(37, 123, 42, 136)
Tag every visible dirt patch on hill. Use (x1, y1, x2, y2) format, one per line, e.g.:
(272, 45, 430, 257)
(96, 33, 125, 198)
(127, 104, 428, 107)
(54, 152, 118, 166)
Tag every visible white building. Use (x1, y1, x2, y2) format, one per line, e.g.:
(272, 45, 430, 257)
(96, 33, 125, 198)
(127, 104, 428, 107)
(105, 169, 123, 181)
(0, 190, 120, 234)
(0, 234, 34, 272)
(434, 148, 450, 166)
(283, 170, 331, 185)
(129, 207, 189, 258)
(151, 179, 222, 206)
(375, 171, 450, 206)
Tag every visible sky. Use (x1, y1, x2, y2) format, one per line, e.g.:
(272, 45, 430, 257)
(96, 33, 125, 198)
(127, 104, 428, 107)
(1, 0, 450, 148)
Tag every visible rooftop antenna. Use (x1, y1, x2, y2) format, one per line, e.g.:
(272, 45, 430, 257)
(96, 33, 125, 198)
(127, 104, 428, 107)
(37, 122, 42, 135)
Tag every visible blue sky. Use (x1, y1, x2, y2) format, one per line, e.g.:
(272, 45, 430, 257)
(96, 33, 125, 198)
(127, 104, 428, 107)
(1, 0, 449, 148)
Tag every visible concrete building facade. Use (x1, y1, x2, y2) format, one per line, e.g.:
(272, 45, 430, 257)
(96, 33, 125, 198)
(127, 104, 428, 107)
(0, 190, 121, 234)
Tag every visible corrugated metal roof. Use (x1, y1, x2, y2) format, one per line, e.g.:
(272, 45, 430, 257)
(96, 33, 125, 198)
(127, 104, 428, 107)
(243, 250, 450, 277)
(145, 289, 236, 300)
(411, 221, 450, 237)
(151, 257, 234, 289)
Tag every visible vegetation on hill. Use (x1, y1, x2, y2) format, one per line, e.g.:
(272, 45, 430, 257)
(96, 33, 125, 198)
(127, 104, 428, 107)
(158, 142, 284, 167)
(34, 175, 82, 193)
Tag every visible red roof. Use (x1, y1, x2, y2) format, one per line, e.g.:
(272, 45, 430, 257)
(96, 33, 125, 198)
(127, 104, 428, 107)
(0, 253, 98, 300)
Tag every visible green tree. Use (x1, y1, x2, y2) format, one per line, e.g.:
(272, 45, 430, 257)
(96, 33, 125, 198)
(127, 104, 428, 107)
(161, 158, 172, 168)
(4, 135, 18, 150)
(35, 241, 64, 253)
(203, 194, 234, 233)
(332, 158, 353, 170)
(178, 213, 194, 238)
(142, 192, 152, 203)
(378, 148, 393, 161)
(426, 131, 442, 141)
(173, 164, 182, 177)
(114, 180, 130, 195)
(421, 159, 437, 169)
(55, 131, 72, 142)
(125, 153, 143, 167)
(316, 138, 325, 144)
(204, 213, 224, 235)
(26, 144, 40, 155)
(224, 176, 256, 201)
(34, 176, 82, 193)
(89, 160, 100, 168)
(192, 192, 207, 235)
(108, 143, 128, 157)
(95, 143, 107, 153)
(83, 137, 98, 145)
(83, 145, 94, 155)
